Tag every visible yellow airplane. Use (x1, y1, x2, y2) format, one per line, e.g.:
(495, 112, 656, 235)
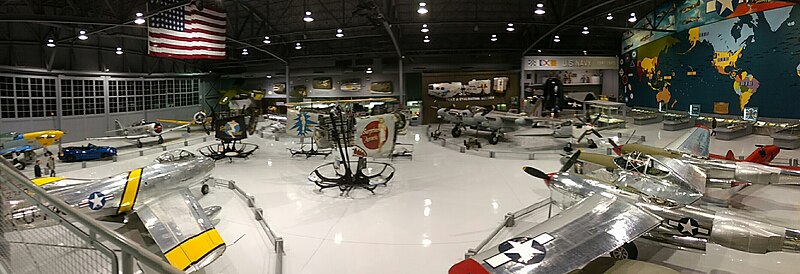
(0, 129, 65, 169)
(157, 111, 212, 134)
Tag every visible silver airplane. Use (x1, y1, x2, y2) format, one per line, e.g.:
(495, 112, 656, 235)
(449, 151, 800, 274)
(6, 149, 223, 273)
(88, 119, 191, 148)
(436, 107, 559, 144)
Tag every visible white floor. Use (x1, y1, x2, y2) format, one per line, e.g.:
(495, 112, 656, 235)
(48, 123, 800, 274)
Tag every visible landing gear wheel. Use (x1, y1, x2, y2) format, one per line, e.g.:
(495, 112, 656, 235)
(564, 142, 574, 152)
(609, 242, 638, 260)
(158, 136, 164, 144)
(451, 126, 462, 137)
(12, 160, 25, 170)
(201, 184, 210, 195)
(137, 140, 143, 148)
(489, 132, 500, 145)
(588, 139, 598, 149)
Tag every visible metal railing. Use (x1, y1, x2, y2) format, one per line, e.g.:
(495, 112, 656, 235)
(465, 198, 552, 258)
(0, 159, 183, 274)
(224, 179, 285, 274)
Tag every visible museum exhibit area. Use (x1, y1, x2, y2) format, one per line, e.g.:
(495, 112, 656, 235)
(5, 0, 800, 274)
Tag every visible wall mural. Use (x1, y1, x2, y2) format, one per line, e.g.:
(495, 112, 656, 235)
(621, 3, 800, 118)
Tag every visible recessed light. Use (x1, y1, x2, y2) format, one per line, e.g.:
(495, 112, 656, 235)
(304, 11, 314, 22)
(78, 30, 88, 40)
(582, 27, 589, 35)
(336, 28, 344, 38)
(421, 24, 429, 33)
(115, 47, 123, 55)
(295, 42, 302, 50)
(506, 23, 515, 32)
(134, 12, 145, 25)
(628, 12, 636, 23)
(46, 39, 55, 48)
(535, 3, 545, 15)
(606, 13, 613, 20)
(417, 2, 428, 14)
(263, 36, 271, 44)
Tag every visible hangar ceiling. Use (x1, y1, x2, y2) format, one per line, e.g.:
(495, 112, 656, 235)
(0, 0, 670, 73)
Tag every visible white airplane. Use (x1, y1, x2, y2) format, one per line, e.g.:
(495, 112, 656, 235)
(87, 119, 191, 148)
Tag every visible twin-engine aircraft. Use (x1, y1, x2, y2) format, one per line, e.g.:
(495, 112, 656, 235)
(87, 119, 191, 148)
(436, 107, 559, 144)
(450, 151, 800, 274)
(7, 149, 223, 272)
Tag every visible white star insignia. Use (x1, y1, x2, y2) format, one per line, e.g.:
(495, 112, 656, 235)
(680, 219, 697, 234)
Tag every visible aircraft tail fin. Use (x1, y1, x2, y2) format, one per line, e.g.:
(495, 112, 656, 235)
(725, 150, 736, 161)
(744, 145, 780, 165)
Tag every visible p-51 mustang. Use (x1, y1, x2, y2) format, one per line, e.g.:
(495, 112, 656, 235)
(449, 151, 800, 274)
(88, 119, 191, 148)
(7, 149, 223, 272)
(0, 130, 65, 169)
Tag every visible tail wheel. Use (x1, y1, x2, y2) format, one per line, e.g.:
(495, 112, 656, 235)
(201, 184, 210, 195)
(158, 136, 164, 144)
(609, 242, 638, 260)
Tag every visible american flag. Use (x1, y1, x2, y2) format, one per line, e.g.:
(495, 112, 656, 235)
(147, 0, 226, 59)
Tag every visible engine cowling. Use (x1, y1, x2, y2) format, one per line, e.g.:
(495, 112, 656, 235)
(710, 211, 797, 254)
(733, 162, 781, 184)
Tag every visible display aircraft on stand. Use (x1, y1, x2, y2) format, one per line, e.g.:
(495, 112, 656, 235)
(582, 126, 800, 186)
(87, 119, 191, 148)
(514, 113, 612, 151)
(449, 151, 800, 274)
(0, 130, 65, 169)
(5, 149, 223, 272)
(435, 107, 560, 144)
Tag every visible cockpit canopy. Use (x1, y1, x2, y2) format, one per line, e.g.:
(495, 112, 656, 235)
(613, 152, 670, 177)
(155, 149, 196, 163)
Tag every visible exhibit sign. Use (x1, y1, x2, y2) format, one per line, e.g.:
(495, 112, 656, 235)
(523, 56, 618, 70)
(287, 109, 320, 138)
(215, 115, 248, 141)
(743, 107, 759, 121)
(689, 104, 700, 117)
(353, 114, 396, 158)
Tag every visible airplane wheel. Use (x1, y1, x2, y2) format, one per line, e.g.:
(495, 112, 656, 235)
(451, 126, 462, 137)
(137, 141, 143, 148)
(563, 142, 573, 152)
(201, 184, 210, 195)
(158, 137, 164, 144)
(12, 160, 25, 170)
(489, 132, 500, 145)
(609, 242, 638, 260)
(588, 139, 598, 149)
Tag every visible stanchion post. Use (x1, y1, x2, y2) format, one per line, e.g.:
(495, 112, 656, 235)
(460, 146, 466, 153)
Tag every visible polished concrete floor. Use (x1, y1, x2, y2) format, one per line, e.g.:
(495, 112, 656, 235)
(44, 122, 800, 273)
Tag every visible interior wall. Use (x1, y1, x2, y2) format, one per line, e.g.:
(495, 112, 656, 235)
(622, 2, 800, 118)
(421, 71, 520, 124)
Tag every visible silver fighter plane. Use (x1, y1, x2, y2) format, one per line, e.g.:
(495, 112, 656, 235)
(436, 107, 559, 144)
(449, 151, 800, 274)
(88, 119, 191, 148)
(6, 149, 223, 273)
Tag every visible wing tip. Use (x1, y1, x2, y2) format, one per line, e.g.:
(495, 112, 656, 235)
(449, 258, 490, 274)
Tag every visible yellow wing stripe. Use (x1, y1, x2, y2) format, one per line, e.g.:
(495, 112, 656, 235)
(164, 228, 225, 271)
(31, 177, 64, 186)
(116, 168, 143, 214)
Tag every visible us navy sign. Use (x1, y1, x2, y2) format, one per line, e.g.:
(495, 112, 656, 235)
(523, 56, 618, 70)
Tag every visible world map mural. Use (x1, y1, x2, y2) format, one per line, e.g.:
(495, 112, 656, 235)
(621, 1, 800, 118)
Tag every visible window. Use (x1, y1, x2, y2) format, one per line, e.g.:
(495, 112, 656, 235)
(60, 78, 104, 116)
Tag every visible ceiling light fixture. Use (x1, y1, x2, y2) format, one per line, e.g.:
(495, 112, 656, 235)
(263, 36, 271, 44)
(582, 27, 589, 35)
(366, 67, 373, 74)
(490, 34, 497, 42)
(423, 35, 430, 43)
(421, 24, 429, 33)
(303, 11, 314, 22)
(115, 47, 123, 55)
(78, 30, 88, 40)
(417, 2, 428, 14)
(606, 13, 613, 20)
(46, 39, 55, 48)
(537, 49, 542, 53)
(241, 48, 249, 55)
(266, 75, 272, 79)
(295, 42, 302, 50)
(336, 28, 344, 38)
(534, 3, 545, 15)
(553, 35, 560, 43)
(628, 12, 637, 23)
(583, 50, 587, 55)
(506, 23, 515, 32)
(134, 12, 145, 25)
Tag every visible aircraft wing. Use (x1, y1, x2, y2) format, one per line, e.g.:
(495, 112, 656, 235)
(158, 123, 191, 135)
(664, 126, 711, 157)
(449, 193, 662, 274)
(158, 119, 192, 125)
(86, 134, 149, 141)
(134, 189, 225, 273)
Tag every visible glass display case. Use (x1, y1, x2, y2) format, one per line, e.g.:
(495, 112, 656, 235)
(629, 108, 662, 125)
(585, 100, 626, 129)
(661, 111, 694, 131)
(697, 116, 754, 140)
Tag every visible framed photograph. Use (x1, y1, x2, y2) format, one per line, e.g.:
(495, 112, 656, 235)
(290, 85, 308, 98)
(370, 81, 393, 94)
(272, 83, 286, 94)
(312, 77, 333, 89)
(340, 79, 362, 92)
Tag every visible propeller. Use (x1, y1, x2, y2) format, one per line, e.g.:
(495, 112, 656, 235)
(624, 129, 637, 145)
(609, 138, 623, 155)
(576, 130, 590, 143)
(574, 114, 588, 125)
(590, 113, 602, 125)
(560, 150, 582, 172)
(591, 129, 603, 138)
(523, 166, 549, 180)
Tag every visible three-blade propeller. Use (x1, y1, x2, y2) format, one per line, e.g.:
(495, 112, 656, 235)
(523, 150, 582, 181)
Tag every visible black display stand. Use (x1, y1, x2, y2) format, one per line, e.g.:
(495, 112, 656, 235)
(197, 113, 260, 162)
(308, 107, 395, 195)
(288, 136, 332, 158)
